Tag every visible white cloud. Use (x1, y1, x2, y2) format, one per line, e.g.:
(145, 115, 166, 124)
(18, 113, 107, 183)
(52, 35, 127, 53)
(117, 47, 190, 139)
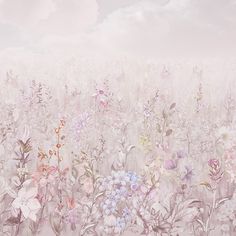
(0, 0, 236, 60)
(0, 0, 98, 46)
(0, 0, 56, 28)
(89, 0, 236, 59)
(35, 0, 98, 35)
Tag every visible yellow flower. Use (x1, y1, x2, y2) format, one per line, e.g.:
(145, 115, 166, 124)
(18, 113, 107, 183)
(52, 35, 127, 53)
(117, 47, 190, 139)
(139, 135, 152, 149)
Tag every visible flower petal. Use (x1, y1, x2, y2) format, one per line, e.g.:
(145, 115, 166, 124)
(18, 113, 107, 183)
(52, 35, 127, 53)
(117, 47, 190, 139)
(27, 198, 41, 211)
(18, 188, 26, 198)
(12, 198, 21, 209)
(21, 206, 30, 219)
(28, 212, 37, 222)
(26, 187, 38, 199)
(6, 187, 17, 198)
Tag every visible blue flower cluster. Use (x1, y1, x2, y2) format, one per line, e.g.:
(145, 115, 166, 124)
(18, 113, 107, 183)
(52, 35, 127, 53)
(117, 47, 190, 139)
(100, 170, 141, 231)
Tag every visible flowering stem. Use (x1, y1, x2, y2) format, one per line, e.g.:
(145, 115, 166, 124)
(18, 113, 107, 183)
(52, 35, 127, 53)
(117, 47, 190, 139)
(15, 210, 22, 236)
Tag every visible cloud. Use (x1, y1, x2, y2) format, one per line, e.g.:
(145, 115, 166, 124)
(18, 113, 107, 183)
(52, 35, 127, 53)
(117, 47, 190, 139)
(97, 0, 142, 20)
(0, 0, 236, 60)
(0, 0, 55, 28)
(36, 0, 98, 35)
(0, 0, 98, 46)
(87, 0, 236, 59)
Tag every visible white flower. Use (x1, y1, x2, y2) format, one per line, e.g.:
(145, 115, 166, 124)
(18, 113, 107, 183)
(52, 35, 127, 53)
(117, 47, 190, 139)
(12, 187, 41, 222)
(17, 165, 28, 178)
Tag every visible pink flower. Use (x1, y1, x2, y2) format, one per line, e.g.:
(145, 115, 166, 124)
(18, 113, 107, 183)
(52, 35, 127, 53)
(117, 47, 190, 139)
(208, 159, 220, 170)
(92, 88, 109, 108)
(208, 158, 223, 182)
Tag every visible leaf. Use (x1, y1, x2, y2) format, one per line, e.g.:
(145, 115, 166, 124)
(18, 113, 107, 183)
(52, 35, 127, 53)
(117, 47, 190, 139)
(156, 124, 162, 133)
(94, 192, 104, 201)
(200, 182, 212, 191)
(166, 129, 173, 136)
(162, 110, 167, 119)
(80, 223, 96, 235)
(170, 103, 176, 110)
(127, 145, 135, 153)
(72, 167, 78, 179)
(196, 219, 204, 229)
(84, 166, 93, 177)
(173, 199, 199, 223)
(6, 187, 17, 198)
(151, 175, 157, 186)
(49, 214, 62, 235)
(18, 138, 32, 154)
(215, 197, 229, 208)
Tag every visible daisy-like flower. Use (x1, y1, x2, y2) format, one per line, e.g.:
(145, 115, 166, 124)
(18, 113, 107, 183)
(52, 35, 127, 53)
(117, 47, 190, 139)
(12, 187, 41, 221)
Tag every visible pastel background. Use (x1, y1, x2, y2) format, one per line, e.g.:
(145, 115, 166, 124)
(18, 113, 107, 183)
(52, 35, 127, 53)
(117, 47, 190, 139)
(0, 1, 236, 236)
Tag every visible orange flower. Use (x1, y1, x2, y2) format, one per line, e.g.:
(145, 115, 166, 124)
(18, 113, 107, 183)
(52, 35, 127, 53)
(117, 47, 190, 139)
(67, 197, 76, 209)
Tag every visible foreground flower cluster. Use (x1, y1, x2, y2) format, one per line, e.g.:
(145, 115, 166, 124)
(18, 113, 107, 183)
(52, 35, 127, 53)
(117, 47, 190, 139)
(0, 72, 236, 236)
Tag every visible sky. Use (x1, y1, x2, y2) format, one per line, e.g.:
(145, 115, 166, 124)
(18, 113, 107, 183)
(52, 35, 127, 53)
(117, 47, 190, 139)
(0, 0, 236, 61)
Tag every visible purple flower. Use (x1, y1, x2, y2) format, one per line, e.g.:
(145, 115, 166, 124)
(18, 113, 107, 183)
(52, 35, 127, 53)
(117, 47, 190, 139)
(72, 112, 90, 142)
(177, 150, 186, 159)
(102, 198, 117, 215)
(143, 106, 152, 117)
(115, 217, 126, 232)
(182, 166, 193, 181)
(131, 183, 139, 191)
(122, 207, 131, 221)
(127, 171, 139, 183)
(164, 159, 177, 170)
